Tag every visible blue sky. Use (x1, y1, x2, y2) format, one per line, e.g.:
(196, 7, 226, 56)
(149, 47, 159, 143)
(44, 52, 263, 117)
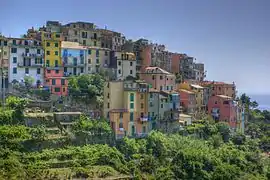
(1, 0, 269, 95)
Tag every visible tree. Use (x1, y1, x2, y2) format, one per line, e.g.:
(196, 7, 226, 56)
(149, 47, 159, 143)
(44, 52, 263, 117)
(24, 76, 35, 90)
(6, 96, 28, 124)
(250, 101, 259, 110)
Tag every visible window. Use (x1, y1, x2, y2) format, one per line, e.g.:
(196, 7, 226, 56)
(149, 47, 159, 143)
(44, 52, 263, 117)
(94, 41, 97, 46)
(56, 33, 60, 38)
(13, 57, 17, 63)
(46, 42, 50, 47)
(25, 68, 29, 74)
(80, 67, 84, 73)
(141, 103, 144, 109)
(152, 112, 155, 117)
(74, 30, 77, 35)
(118, 61, 121, 66)
(215, 101, 217, 104)
(96, 50, 99, 57)
(130, 62, 133, 66)
(63, 88, 66, 92)
(47, 70, 51, 73)
(118, 69, 121, 74)
(55, 51, 58, 55)
(46, 51, 50, 55)
(64, 67, 67, 72)
(37, 68, 40, 74)
(130, 93, 134, 101)
(160, 86, 163, 91)
(96, 59, 99, 64)
(88, 49, 91, 55)
(52, 79, 56, 85)
(150, 93, 153, 98)
(130, 112, 134, 121)
(3, 41, 7, 46)
(12, 40, 16, 45)
(167, 86, 169, 90)
(160, 75, 163, 80)
(107, 103, 110, 108)
(54, 87, 60, 92)
(150, 102, 153, 107)
(37, 49, 40, 54)
(55, 70, 59, 74)
(88, 59, 91, 64)
(120, 112, 123, 118)
(130, 103, 134, 109)
(83, 40, 86, 45)
(140, 94, 144, 99)
(82, 32, 87, 38)
(25, 48, 29, 54)
(61, 79, 65, 85)
(105, 51, 108, 56)
(13, 68, 17, 74)
(152, 75, 155, 80)
(54, 43, 58, 47)
(46, 60, 50, 67)
(140, 112, 144, 117)
(161, 104, 163, 108)
(130, 70, 133, 74)
(55, 60, 59, 67)
(11, 48, 17, 53)
(3, 51, 7, 55)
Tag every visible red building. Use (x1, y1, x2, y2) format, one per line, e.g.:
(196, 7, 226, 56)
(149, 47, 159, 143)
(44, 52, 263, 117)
(44, 68, 68, 96)
(171, 53, 183, 74)
(179, 89, 196, 114)
(207, 95, 237, 129)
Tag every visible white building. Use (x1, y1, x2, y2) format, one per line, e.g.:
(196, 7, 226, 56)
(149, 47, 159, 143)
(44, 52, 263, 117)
(115, 52, 136, 80)
(8, 38, 44, 86)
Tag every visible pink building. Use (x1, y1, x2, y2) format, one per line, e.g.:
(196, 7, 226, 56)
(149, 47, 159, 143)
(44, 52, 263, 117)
(140, 46, 152, 73)
(44, 68, 68, 96)
(208, 95, 237, 129)
(179, 89, 196, 114)
(140, 67, 176, 91)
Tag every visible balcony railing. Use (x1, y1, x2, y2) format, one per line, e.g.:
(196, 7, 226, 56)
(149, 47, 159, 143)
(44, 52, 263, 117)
(63, 62, 85, 67)
(17, 62, 43, 67)
(22, 53, 43, 58)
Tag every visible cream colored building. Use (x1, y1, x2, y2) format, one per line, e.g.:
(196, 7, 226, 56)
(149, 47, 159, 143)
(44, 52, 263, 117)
(86, 47, 110, 74)
(115, 52, 136, 80)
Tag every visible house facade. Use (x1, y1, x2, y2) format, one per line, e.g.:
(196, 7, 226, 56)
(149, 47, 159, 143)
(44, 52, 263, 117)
(115, 52, 136, 80)
(8, 38, 44, 86)
(208, 95, 237, 130)
(61, 41, 87, 76)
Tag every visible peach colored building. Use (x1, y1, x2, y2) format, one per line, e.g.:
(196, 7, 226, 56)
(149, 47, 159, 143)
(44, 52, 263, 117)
(140, 67, 175, 91)
(200, 81, 236, 99)
(208, 95, 237, 129)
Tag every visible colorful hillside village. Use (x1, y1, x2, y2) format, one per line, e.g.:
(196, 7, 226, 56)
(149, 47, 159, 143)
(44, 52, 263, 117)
(0, 21, 245, 139)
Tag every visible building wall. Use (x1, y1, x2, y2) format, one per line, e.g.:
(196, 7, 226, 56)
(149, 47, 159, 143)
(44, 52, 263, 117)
(141, 67, 176, 91)
(8, 41, 44, 85)
(109, 111, 129, 139)
(62, 46, 87, 76)
(103, 81, 124, 118)
(179, 90, 196, 114)
(141, 46, 152, 72)
(148, 91, 159, 129)
(86, 47, 110, 74)
(115, 52, 136, 80)
(171, 53, 182, 74)
(208, 96, 237, 129)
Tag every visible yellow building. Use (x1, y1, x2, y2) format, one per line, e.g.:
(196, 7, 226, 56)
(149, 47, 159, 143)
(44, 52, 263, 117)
(104, 80, 150, 138)
(0, 36, 9, 87)
(42, 31, 62, 67)
(86, 47, 110, 74)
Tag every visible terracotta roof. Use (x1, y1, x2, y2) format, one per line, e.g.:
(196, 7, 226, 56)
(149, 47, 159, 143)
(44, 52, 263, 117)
(179, 89, 195, 94)
(61, 41, 87, 49)
(216, 95, 232, 99)
(145, 67, 173, 75)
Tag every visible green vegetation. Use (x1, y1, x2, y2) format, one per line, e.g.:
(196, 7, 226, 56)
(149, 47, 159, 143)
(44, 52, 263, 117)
(0, 95, 269, 179)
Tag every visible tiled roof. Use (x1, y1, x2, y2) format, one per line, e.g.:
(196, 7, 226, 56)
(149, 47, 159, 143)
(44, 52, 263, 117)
(216, 95, 232, 99)
(179, 89, 195, 94)
(61, 41, 87, 49)
(145, 67, 172, 75)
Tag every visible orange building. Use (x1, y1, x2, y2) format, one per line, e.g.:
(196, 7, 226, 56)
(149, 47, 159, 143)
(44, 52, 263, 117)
(171, 53, 183, 74)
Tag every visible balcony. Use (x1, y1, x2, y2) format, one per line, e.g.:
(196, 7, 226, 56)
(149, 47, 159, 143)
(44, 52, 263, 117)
(17, 62, 43, 67)
(22, 53, 43, 58)
(63, 62, 85, 67)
